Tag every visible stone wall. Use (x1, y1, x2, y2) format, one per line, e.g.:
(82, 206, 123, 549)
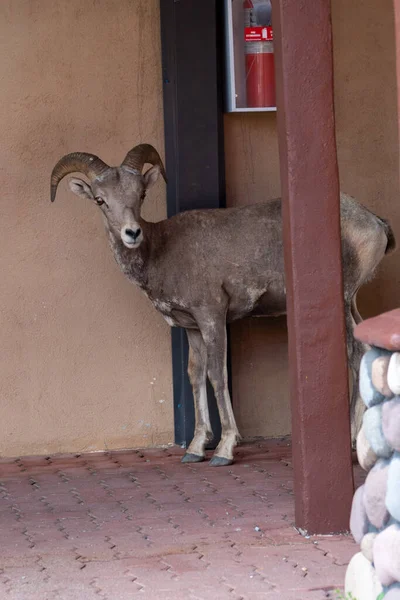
(346, 309, 400, 599)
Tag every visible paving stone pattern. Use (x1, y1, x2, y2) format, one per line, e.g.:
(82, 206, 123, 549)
(0, 439, 360, 600)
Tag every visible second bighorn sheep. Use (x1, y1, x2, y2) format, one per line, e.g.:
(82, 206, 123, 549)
(51, 144, 396, 466)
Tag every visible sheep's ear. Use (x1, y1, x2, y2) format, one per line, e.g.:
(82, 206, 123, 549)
(68, 178, 94, 201)
(143, 165, 160, 190)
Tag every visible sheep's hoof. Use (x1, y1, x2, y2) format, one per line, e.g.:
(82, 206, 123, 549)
(181, 453, 205, 464)
(209, 456, 233, 467)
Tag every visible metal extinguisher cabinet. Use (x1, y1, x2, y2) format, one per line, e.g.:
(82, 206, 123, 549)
(224, 0, 277, 113)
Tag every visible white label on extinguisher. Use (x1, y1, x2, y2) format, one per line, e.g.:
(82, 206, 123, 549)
(244, 26, 273, 42)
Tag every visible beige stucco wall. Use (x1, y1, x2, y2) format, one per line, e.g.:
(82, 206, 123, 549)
(225, 0, 400, 439)
(0, 0, 173, 457)
(1, 0, 399, 456)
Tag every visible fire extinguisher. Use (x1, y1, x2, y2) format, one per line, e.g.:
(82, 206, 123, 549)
(244, 0, 276, 108)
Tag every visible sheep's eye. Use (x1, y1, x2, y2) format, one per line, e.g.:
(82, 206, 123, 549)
(95, 197, 105, 206)
(141, 192, 146, 201)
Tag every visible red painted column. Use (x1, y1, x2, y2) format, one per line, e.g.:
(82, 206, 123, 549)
(271, 0, 354, 533)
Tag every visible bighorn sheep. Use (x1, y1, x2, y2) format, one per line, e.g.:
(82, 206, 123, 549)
(51, 144, 396, 466)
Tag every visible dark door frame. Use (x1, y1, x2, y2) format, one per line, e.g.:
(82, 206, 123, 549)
(159, 0, 227, 448)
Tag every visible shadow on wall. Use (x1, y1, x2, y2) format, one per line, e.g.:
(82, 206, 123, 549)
(223, 0, 399, 439)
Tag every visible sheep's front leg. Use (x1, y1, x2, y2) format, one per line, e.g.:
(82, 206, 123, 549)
(201, 320, 241, 467)
(182, 329, 213, 463)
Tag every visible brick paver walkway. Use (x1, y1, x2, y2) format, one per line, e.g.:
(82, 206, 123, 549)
(0, 439, 361, 599)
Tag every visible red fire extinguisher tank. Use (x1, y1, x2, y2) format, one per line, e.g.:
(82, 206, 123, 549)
(244, 0, 276, 108)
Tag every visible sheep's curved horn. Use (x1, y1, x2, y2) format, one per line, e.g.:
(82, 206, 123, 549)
(121, 144, 167, 183)
(50, 152, 110, 202)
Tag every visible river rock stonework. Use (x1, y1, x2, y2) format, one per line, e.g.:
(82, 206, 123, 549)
(345, 309, 400, 599)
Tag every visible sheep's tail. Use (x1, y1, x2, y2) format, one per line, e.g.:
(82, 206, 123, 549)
(379, 217, 397, 255)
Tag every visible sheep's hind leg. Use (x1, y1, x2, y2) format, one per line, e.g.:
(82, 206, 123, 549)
(182, 329, 213, 463)
(345, 297, 368, 445)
